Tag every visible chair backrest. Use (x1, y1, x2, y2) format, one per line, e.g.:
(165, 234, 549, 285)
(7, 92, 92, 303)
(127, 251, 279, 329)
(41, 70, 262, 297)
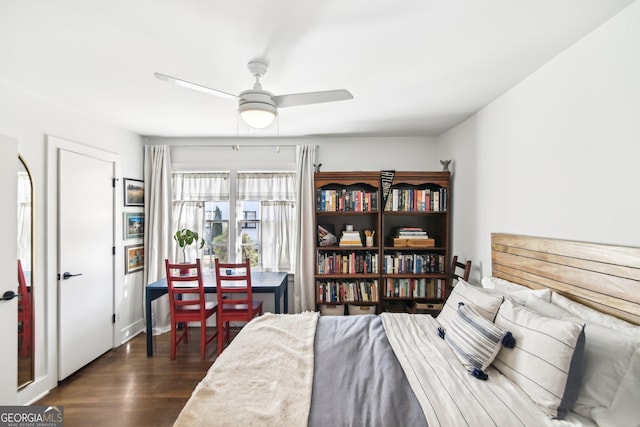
(450, 255, 472, 287)
(214, 258, 253, 307)
(164, 259, 207, 317)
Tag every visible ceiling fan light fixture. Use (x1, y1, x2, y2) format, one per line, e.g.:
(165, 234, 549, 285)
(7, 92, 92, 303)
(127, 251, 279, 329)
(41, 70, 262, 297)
(239, 102, 277, 129)
(238, 88, 278, 128)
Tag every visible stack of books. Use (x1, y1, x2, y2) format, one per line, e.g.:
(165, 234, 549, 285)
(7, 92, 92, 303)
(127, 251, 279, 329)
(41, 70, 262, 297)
(397, 227, 429, 239)
(339, 230, 363, 247)
(393, 227, 435, 247)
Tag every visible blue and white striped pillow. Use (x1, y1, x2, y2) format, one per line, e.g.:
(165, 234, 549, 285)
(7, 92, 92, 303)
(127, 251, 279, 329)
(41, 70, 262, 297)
(445, 303, 509, 372)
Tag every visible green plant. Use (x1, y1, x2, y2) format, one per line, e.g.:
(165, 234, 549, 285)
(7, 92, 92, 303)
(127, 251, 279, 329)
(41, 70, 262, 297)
(173, 228, 205, 262)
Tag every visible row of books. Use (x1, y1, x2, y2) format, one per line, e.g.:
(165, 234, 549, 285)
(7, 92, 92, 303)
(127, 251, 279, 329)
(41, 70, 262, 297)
(383, 278, 446, 299)
(317, 252, 379, 274)
(316, 189, 379, 212)
(384, 188, 448, 212)
(317, 280, 379, 303)
(383, 253, 445, 274)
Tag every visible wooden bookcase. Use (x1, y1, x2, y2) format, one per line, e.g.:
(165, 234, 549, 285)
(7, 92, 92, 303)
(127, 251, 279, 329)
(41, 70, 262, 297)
(314, 171, 451, 315)
(380, 171, 450, 314)
(314, 172, 381, 315)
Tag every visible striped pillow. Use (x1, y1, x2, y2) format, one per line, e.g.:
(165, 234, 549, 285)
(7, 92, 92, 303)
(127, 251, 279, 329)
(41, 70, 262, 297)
(437, 279, 504, 331)
(445, 303, 510, 372)
(493, 299, 586, 420)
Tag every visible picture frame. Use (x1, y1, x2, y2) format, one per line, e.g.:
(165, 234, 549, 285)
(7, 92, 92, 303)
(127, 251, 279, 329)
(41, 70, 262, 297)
(125, 244, 144, 274)
(123, 178, 144, 206)
(124, 212, 144, 239)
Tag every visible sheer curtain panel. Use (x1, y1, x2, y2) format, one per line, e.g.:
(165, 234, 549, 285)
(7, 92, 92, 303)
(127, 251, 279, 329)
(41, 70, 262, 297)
(293, 145, 317, 312)
(144, 145, 173, 335)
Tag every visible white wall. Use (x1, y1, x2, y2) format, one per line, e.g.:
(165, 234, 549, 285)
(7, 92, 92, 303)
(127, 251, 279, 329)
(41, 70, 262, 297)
(146, 136, 440, 172)
(0, 80, 144, 404)
(436, 1, 640, 284)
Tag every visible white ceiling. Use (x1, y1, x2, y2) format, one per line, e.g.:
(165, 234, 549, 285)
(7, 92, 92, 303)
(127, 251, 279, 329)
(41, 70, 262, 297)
(0, 0, 634, 138)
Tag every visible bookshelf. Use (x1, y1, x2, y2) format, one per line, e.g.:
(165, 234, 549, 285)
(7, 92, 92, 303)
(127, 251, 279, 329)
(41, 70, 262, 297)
(381, 171, 450, 314)
(314, 171, 451, 315)
(315, 172, 380, 315)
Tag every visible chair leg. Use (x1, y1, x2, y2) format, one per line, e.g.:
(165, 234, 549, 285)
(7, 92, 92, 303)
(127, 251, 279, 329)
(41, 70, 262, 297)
(170, 325, 177, 360)
(200, 324, 207, 360)
(217, 321, 225, 355)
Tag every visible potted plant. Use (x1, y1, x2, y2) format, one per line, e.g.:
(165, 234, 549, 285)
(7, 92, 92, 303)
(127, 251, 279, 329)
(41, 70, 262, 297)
(173, 228, 205, 263)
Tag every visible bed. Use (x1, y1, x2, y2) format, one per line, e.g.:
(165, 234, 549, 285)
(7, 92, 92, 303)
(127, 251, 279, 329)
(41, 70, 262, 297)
(173, 233, 640, 427)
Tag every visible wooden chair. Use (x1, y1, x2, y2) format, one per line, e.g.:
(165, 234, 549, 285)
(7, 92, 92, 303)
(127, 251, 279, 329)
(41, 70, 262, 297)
(18, 260, 32, 358)
(450, 255, 472, 288)
(164, 259, 218, 360)
(214, 258, 263, 355)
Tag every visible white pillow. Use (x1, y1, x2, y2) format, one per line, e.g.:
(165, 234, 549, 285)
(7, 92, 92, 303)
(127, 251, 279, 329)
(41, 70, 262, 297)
(481, 276, 552, 304)
(525, 293, 572, 319)
(437, 279, 504, 331)
(493, 299, 586, 420)
(551, 292, 640, 337)
(445, 303, 510, 373)
(530, 294, 640, 426)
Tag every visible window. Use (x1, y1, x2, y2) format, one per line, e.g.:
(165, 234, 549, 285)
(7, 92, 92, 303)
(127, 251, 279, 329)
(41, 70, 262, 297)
(172, 171, 295, 272)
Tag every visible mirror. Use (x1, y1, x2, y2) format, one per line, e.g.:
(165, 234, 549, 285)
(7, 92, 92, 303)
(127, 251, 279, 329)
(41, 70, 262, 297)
(18, 155, 34, 388)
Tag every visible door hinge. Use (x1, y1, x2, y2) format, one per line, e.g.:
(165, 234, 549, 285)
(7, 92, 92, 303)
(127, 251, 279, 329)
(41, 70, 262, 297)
(112, 178, 117, 188)
(112, 313, 116, 324)
(112, 246, 116, 255)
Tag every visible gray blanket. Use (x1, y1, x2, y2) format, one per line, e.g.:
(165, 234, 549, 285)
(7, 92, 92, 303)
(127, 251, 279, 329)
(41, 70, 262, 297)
(309, 314, 428, 427)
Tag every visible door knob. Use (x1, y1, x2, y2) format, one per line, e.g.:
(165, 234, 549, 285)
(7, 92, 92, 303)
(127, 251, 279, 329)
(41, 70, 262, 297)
(1, 290, 18, 301)
(61, 272, 83, 280)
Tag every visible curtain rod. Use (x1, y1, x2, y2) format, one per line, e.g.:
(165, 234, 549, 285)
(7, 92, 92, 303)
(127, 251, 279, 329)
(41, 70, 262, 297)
(163, 144, 318, 149)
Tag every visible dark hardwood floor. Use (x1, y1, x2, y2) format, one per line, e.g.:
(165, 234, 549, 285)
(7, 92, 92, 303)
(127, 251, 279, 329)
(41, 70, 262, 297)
(35, 328, 226, 426)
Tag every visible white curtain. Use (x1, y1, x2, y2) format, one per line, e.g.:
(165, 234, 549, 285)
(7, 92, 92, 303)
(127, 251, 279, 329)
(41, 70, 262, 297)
(173, 172, 229, 201)
(293, 145, 317, 312)
(237, 172, 295, 200)
(261, 201, 295, 272)
(144, 145, 173, 335)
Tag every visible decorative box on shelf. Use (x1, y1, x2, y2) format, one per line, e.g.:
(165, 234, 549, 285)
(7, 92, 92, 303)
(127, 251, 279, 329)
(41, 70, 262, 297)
(319, 304, 345, 316)
(393, 238, 435, 247)
(347, 304, 376, 315)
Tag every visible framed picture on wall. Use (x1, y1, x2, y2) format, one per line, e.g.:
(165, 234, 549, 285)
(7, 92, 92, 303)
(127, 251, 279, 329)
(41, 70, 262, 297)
(124, 212, 144, 239)
(124, 178, 144, 206)
(125, 244, 144, 274)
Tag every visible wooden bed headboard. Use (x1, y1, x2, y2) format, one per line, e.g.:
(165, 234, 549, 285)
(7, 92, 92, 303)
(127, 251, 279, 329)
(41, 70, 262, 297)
(491, 233, 640, 325)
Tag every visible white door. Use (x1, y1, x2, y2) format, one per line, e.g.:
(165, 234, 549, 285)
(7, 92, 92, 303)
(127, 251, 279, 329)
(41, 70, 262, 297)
(58, 149, 114, 380)
(0, 136, 18, 403)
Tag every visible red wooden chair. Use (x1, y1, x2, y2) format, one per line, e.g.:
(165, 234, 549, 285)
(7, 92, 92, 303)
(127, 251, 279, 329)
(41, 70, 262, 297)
(214, 258, 263, 355)
(164, 259, 218, 360)
(18, 260, 32, 358)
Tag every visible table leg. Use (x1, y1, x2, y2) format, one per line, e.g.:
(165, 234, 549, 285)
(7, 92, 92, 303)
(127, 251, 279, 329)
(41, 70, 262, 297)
(274, 289, 281, 314)
(283, 280, 288, 314)
(146, 289, 153, 357)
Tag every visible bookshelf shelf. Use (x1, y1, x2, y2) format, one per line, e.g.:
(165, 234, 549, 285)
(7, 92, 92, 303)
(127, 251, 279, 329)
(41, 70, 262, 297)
(314, 171, 451, 315)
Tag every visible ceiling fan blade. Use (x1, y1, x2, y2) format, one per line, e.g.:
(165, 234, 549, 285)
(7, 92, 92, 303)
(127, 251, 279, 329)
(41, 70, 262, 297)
(272, 89, 353, 108)
(154, 72, 238, 100)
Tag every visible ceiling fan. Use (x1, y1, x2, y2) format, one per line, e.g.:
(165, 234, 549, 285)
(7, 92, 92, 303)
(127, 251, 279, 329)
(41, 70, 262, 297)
(154, 61, 353, 129)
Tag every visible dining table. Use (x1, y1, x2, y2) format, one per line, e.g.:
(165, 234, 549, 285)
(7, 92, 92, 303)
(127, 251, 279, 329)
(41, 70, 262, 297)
(145, 270, 288, 356)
